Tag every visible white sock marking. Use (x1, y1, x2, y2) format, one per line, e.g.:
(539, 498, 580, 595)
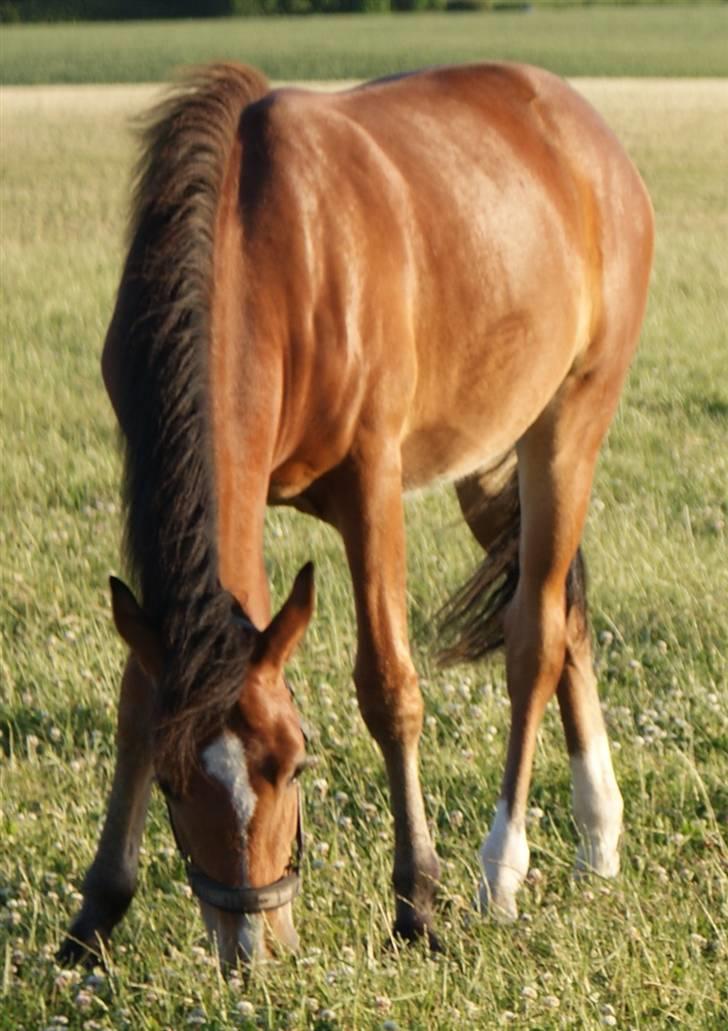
(202, 730, 257, 832)
(571, 733, 623, 877)
(480, 799, 529, 921)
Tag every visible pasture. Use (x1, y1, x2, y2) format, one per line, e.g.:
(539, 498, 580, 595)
(1, 70, 727, 1029)
(2, 7, 728, 84)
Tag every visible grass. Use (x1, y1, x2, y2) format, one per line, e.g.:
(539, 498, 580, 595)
(1, 7, 728, 84)
(1, 77, 727, 1028)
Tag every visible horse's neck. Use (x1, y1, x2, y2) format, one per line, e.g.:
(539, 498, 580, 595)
(211, 402, 274, 631)
(216, 502, 271, 631)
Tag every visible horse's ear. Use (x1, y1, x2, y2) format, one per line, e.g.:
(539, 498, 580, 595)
(259, 563, 315, 672)
(109, 576, 164, 681)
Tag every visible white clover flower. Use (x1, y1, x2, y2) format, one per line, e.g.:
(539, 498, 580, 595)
(543, 995, 560, 1009)
(236, 1000, 255, 1016)
(313, 778, 329, 799)
(521, 985, 538, 1000)
(54, 969, 80, 991)
(74, 990, 94, 1011)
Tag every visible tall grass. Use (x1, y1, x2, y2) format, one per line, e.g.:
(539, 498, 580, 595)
(1, 78, 727, 1028)
(2, 7, 728, 84)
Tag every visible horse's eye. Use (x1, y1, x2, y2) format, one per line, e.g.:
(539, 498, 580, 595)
(291, 755, 318, 781)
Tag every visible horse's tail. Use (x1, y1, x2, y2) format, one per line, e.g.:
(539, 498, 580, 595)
(114, 64, 269, 625)
(437, 467, 588, 665)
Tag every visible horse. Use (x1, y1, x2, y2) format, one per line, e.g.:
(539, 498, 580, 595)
(59, 61, 653, 968)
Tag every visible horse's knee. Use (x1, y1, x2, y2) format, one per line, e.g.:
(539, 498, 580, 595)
(354, 654, 423, 747)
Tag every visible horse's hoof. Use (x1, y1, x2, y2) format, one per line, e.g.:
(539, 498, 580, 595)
(56, 935, 102, 969)
(476, 881, 519, 923)
(574, 841, 621, 880)
(391, 914, 444, 955)
(56, 919, 107, 969)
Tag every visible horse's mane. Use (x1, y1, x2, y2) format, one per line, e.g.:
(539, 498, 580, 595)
(113, 64, 269, 786)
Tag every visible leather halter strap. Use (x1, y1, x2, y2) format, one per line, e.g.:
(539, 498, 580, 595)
(164, 784, 304, 914)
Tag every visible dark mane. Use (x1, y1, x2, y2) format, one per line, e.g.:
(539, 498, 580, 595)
(112, 64, 269, 785)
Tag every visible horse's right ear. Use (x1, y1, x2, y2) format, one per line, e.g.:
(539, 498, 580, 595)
(109, 576, 164, 681)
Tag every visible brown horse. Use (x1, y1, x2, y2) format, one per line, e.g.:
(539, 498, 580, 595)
(59, 61, 653, 967)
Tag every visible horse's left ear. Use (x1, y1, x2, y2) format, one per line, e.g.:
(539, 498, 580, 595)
(259, 563, 315, 671)
(109, 576, 164, 682)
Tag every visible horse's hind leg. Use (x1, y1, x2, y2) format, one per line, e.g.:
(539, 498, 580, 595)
(557, 560, 622, 877)
(58, 657, 154, 963)
(325, 444, 441, 947)
(477, 356, 632, 920)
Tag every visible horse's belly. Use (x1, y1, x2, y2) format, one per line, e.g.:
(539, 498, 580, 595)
(400, 422, 511, 492)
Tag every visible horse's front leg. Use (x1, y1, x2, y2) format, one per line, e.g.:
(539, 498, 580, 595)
(328, 447, 441, 947)
(58, 657, 154, 963)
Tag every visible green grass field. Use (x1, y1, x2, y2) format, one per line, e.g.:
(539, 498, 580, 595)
(1, 72, 727, 1028)
(2, 7, 728, 84)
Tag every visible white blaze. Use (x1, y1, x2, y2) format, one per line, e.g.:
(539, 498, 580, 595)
(198, 730, 262, 964)
(570, 733, 623, 877)
(202, 730, 258, 832)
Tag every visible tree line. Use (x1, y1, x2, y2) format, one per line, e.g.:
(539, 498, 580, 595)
(2, 0, 708, 21)
(3, 0, 449, 19)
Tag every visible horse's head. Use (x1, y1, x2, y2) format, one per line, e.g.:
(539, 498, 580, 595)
(109, 564, 315, 966)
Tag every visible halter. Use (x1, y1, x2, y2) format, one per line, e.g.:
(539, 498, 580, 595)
(163, 783, 304, 914)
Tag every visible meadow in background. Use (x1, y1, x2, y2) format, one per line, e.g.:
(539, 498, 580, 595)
(2, 6, 728, 84)
(1, 10, 727, 1030)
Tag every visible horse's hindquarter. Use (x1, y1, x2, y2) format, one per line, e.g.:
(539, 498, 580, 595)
(244, 65, 651, 499)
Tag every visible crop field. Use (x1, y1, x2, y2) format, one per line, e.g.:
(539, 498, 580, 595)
(1, 65, 727, 1031)
(2, 7, 728, 85)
